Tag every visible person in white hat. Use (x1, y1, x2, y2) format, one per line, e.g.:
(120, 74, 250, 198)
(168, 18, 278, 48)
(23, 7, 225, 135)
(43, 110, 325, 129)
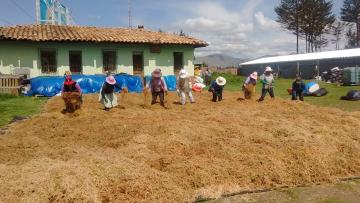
(177, 69, 195, 105)
(258, 66, 275, 102)
(99, 74, 127, 111)
(242, 72, 258, 99)
(209, 76, 226, 102)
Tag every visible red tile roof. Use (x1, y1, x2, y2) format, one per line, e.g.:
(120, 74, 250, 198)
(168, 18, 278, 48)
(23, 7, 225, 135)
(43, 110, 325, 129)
(0, 24, 208, 47)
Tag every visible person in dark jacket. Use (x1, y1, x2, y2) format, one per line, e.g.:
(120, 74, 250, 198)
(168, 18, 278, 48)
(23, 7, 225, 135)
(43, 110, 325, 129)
(61, 74, 82, 103)
(62, 75, 82, 94)
(209, 76, 226, 102)
(147, 69, 168, 106)
(292, 77, 306, 101)
(99, 75, 127, 111)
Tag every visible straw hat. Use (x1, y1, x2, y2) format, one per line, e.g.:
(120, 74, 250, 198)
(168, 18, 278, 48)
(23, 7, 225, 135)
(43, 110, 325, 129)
(215, 76, 226, 86)
(265, 66, 273, 72)
(151, 69, 162, 78)
(179, 69, 188, 79)
(65, 71, 72, 76)
(250, 72, 258, 80)
(105, 75, 116, 85)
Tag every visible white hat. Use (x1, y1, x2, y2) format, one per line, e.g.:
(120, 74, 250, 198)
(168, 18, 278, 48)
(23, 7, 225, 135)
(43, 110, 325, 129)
(179, 69, 188, 79)
(265, 66, 273, 72)
(250, 72, 258, 80)
(215, 76, 226, 86)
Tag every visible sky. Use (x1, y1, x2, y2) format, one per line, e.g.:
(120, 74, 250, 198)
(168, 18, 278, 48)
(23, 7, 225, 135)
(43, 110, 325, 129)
(0, 0, 344, 59)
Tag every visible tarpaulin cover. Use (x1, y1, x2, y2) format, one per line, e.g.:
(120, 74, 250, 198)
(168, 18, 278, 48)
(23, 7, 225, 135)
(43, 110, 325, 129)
(26, 74, 143, 97)
(305, 82, 320, 94)
(144, 75, 177, 91)
(341, 90, 360, 101)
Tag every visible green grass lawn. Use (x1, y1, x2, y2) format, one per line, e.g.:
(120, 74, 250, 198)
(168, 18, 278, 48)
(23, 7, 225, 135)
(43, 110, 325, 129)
(212, 72, 360, 112)
(0, 94, 47, 128)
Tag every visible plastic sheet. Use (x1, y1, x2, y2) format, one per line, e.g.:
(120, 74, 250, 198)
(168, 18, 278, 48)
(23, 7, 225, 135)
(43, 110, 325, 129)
(305, 82, 320, 94)
(26, 74, 143, 97)
(144, 75, 177, 91)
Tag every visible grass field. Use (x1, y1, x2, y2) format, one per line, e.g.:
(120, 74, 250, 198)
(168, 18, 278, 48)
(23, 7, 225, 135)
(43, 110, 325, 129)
(0, 94, 46, 128)
(0, 73, 359, 128)
(212, 72, 360, 112)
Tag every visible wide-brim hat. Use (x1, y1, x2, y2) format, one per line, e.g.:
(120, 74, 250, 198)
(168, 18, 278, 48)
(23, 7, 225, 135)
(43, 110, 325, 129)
(152, 69, 162, 78)
(179, 69, 188, 79)
(106, 75, 116, 85)
(265, 66, 273, 72)
(216, 76, 226, 86)
(250, 72, 258, 80)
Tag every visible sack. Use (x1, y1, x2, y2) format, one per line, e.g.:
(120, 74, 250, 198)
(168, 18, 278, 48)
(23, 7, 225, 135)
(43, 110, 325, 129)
(312, 88, 328, 97)
(341, 90, 360, 101)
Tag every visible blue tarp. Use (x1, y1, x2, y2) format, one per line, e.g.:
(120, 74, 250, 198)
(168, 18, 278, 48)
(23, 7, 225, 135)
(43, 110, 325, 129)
(144, 75, 177, 91)
(27, 74, 143, 97)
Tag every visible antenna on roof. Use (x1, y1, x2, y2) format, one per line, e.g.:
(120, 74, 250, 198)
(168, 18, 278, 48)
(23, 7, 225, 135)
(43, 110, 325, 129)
(128, 0, 132, 28)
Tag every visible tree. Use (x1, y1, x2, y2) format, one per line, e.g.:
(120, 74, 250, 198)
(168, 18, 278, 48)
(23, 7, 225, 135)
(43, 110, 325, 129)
(345, 26, 357, 48)
(275, 0, 302, 53)
(275, 0, 335, 53)
(179, 29, 186, 36)
(331, 20, 345, 50)
(341, 0, 360, 47)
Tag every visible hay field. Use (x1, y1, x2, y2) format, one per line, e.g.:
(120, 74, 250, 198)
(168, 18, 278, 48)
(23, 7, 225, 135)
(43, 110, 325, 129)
(0, 92, 359, 202)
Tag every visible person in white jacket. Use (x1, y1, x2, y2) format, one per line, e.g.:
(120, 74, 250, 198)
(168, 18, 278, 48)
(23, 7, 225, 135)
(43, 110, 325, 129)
(177, 69, 195, 105)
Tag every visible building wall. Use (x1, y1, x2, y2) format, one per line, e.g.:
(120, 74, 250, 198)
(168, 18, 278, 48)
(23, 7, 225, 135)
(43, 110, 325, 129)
(239, 57, 360, 79)
(0, 41, 195, 78)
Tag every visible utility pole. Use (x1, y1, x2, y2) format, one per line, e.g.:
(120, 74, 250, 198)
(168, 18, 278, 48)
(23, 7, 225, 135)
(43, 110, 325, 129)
(36, 0, 40, 24)
(128, 0, 132, 28)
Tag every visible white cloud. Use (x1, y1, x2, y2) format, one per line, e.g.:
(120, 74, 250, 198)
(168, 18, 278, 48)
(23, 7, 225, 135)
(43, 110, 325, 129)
(254, 12, 280, 30)
(166, 1, 300, 59)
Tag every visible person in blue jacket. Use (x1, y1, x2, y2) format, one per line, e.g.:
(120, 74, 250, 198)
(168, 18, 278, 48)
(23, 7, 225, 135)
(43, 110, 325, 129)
(209, 76, 226, 102)
(292, 76, 306, 101)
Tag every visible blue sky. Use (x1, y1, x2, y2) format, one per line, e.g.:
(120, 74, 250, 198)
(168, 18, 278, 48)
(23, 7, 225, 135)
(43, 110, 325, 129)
(0, 0, 344, 59)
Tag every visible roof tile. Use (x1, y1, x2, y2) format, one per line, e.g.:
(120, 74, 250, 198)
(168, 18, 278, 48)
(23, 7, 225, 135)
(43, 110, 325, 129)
(0, 24, 207, 47)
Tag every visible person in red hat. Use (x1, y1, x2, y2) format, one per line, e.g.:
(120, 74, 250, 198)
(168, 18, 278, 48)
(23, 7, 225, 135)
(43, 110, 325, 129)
(61, 75, 82, 99)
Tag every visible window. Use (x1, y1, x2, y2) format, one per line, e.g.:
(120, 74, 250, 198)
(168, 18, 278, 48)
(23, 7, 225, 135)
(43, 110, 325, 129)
(133, 51, 144, 74)
(173, 52, 183, 71)
(103, 50, 116, 72)
(69, 51, 82, 73)
(40, 50, 57, 73)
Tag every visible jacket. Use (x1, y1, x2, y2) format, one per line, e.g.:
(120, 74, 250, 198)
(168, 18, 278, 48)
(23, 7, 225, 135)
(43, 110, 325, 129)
(177, 77, 191, 92)
(62, 81, 81, 93)
(149, 77, 167, 93)
(260, 74, 274, 89)
(209, 80, 224, 93)
(292, 81, 306, 92)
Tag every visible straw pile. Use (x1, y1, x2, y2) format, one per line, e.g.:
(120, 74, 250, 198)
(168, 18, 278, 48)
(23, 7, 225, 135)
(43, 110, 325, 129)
(0, 92, 359, 202)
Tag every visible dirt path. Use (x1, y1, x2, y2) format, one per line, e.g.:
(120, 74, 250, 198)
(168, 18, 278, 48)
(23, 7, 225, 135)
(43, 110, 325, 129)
(207, 179, 360, 203)
(0, 91, 359, 202)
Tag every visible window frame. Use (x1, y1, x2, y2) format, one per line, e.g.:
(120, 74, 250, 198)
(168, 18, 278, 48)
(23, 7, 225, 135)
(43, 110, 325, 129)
(39, 49, 57, 74)
(102, 50, 117, 73)
(173, 52, 184, 71)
